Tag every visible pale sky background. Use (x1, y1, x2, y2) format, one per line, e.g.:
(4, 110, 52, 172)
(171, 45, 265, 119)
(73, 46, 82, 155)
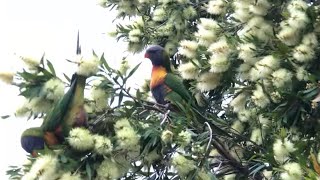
(0, 0, 151, 178)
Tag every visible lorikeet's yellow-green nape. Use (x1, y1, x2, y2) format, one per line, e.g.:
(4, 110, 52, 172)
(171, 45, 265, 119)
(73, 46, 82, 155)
(41, 73, 88, 142)
(144, 45, 196, 108)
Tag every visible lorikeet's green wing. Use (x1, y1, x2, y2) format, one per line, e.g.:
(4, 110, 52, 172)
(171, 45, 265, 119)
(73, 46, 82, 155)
(164, 73, 195, 107)
(41, 74, 79, 132)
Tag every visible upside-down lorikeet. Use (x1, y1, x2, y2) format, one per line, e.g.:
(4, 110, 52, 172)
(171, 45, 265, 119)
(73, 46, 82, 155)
(21, 73, 88, 156)
(21, 32, 88, 156)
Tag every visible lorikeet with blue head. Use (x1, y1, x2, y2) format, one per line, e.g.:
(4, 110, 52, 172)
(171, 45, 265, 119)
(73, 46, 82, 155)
(144, 45, 197, 108)
(144, 45, 228, 135)
(21, 32, 88, 156)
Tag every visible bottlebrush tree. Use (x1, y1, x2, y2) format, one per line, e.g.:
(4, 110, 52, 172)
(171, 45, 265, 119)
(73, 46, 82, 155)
(3, 0, 320, 179)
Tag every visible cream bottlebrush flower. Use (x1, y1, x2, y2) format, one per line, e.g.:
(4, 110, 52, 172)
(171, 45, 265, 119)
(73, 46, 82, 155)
(318, 151, 320, 163)
(20, 56, 41, 70)
(144, 150, 161, 165)
(230, 93, 247, 113)
(209, 54, 230, 73)
(195, 18, 220, 46)
(296, 67, 309, 81)
(287, 0, 308, 13)
(158, 24, 174, 36)
(208, 38, 230, 55)
(92, 90, 108, 111)
(238, 43, 257, 64)
(96, 158, 129, 179)
(287, 10, 309, 30)
(68, 128, 94, 151)
(97, 0, 107, 8)
(237, 109, 252, 122)
(277, 26, 300, 46)
(22, 155, 58, 180)
(178, 130, 192, 147)
(172, 154, 196, 177)
(231, 120, 244, 134)
(93, 135, 113, 155)
(273, 138, 296, 162)
(114, 118, 132, 130)
(272, 68, 293, 88)
(59, 172, 82, 180)
(77, 55, 100, 77)
(178, 40, 198, 59)
(128, 29, 142, 43)
(223, 174, 236, 180)
(0, 71, 14, 84)
(280, 162, 303, 180)
(292, 44, 316, 63)
(238, 63, 253, 80)
(161, 130, 173, 144)
(251, 85, 270, 108)
(15, 98, 32, 117)
(251, 55, 280, 80)
(43, 78, 65, 101)
(183, 6, 197, 19)
(249, 0, 271, 16)
(232, 1, 251, 23)
(196, 72, 221, 92)
(247, 16, 273, 42)
(206, 0, 226, 15)
(198, 18, 220, 31)
(263, 170, 273, 179)
(178, 61, 199, 80)
(119, 59, 130, 75)
(165, 41, 178, 56)
(250, 128, 264, 145)
(116, 127, 140, 152)
(153, 7, 166, 22)
(302, 33, 318, 48)
(29, 97, 52, 114)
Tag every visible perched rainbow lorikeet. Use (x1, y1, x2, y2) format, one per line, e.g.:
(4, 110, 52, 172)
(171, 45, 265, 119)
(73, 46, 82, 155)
(21, 32, 88, 156)
(144, 45, 229, 135)
(144, 45, 196, 108)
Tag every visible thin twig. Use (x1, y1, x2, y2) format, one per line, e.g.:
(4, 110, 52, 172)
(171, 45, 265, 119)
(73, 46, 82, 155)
(199, 122, 213, 167)
(160, 110, 171, 126)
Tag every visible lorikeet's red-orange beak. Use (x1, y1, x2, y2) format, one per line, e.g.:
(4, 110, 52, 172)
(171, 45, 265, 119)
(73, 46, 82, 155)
(31, 151, 38, 157)
(144, 53, 150, 59)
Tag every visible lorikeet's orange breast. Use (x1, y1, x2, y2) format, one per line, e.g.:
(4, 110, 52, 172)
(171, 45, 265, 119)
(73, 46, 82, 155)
(150, 66, 168, 89)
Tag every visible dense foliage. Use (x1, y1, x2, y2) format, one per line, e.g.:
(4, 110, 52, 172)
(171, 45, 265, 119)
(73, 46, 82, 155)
(2, 0, 320, 179)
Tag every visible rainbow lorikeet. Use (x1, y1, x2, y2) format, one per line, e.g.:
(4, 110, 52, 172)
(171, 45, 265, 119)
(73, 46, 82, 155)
(21, 73, 88, 156)
(144, 45, 196, 108)
(144, 45, 229, 136)
(21, 32, 88, 156)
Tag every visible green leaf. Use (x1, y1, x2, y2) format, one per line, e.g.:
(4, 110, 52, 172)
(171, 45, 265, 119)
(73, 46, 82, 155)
(86, 162, 92, 180)
(1, 115, 10, 119)
(46, 60, 56, 76)
(118, 91, 124, 106)
(125, 62, 141, 80)
(63, 73, 71, 82)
